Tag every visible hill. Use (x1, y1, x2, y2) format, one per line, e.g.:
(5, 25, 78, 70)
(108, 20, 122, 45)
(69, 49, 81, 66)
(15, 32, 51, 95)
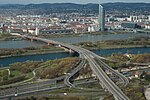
(0, 3, 149, 15)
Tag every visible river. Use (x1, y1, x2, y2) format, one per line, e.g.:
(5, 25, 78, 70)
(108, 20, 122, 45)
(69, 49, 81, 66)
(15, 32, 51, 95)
(0, 47, 150, 67)
(0, 40, 45, 49)
(0, 33, 150, 49)
(0, 33, 150, 67)
(50, 32, 150, 44)
(0, 52, 78, 67)
(93, 47, 150, 56)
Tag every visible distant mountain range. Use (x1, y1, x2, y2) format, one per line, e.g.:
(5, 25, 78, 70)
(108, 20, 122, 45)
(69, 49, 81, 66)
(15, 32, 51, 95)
(0, 3, 149, 10)
(0, 3, 149, 15)
(1, 3, 96, 10)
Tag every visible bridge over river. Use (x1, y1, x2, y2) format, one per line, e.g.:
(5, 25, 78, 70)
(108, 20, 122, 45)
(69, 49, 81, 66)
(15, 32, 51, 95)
(0, 35, 130, 100)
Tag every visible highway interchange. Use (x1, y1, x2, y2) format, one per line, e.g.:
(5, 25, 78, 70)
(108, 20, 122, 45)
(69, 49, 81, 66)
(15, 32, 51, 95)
(0, 36, 130, 100)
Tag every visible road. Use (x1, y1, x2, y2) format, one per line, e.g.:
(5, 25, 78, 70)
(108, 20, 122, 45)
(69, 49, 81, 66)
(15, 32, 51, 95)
(0, 79, 98, 99)
(25, 36, 130, 100)
(0, 35, 130, 100)
(64, 54, 86, 87)
(83, 50, 129, 100)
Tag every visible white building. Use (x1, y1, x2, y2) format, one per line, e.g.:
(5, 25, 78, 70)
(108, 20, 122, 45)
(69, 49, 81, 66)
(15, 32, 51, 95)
(148, 16, 150, 21)
(145, 24, 150, 29)
(88, 25, 99, 32)
(35, 28, 39, 35)
(128, 16, 138, 22)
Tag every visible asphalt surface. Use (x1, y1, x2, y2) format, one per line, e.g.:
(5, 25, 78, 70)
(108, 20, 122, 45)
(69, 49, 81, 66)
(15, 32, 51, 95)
(0, 35, 130, 100)
(25, 36, 130, 100)
(0, 79, 98, 99)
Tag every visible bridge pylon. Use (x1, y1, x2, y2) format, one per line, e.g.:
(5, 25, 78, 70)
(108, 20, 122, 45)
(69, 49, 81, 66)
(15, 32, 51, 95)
(69, 49, 73, 53)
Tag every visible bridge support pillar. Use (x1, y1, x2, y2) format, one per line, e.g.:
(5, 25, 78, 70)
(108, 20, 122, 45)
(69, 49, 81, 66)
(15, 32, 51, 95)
(58, 44, 61, 47)
(69, 49, 72, 53)
(48, 42, 52, 45)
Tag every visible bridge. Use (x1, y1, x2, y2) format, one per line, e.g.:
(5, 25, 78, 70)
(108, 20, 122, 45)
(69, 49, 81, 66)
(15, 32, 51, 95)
(24, 35, 129, 100)
(0, 35, 130, 100)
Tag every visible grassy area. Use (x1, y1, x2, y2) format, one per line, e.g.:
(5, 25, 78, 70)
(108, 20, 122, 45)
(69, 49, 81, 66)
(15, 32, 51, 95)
(16, 95, 88, 100)
(77, 81, 102, 89)
(39, 33, 84, 38)
(10, 70, 22, 77)
(0, 33, 19, 40)
(38, 31, 116, 39)
(0, 69, 9, 81)
(36, 57, 80, 79)
(51, 88, 96, 93)
(26, 72, 34, 79)
(10, 70, 33, 80)
(103, 78, 149, 100)
(0, 45, 64, 58)
(76, 37, 150, 50)
(105, 53, 150, 70)
(0, 57, 79, 86)
(16, 86, 105, 100)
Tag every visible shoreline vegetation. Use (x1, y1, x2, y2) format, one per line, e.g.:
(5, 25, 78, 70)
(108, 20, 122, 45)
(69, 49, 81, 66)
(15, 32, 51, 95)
(0, 34, 149, 59)
(0, 33, 19, 41)
(76, 36, 150, 50)
(0, 45, 149, 59)
(0, 49, 65, 59)
(0, 31, 129, 41)
(38, 31, 131, 39)
(0, 45, 64, 58)
(1, 32, 111, 40)
(0, 57, 80, 87)
(0, 33, 150, 99)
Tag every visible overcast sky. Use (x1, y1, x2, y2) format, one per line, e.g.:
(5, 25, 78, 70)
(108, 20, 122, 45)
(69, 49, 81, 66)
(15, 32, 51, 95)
(0, 0, 149, 4)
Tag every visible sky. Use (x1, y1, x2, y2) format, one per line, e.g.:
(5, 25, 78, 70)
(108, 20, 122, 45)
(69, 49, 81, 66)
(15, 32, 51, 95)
(0, 0, 149, 4)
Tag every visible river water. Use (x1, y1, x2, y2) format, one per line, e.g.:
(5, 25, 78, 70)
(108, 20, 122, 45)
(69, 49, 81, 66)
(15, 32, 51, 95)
(0, 52, 78, 67)
(0, 33, 150, 67)
(0, 47, 150, 67)
(51, 32, 150, 44)
(0, 40, 45, 49)
(0, 33, 150, 49)
(93, 47, 150, 56)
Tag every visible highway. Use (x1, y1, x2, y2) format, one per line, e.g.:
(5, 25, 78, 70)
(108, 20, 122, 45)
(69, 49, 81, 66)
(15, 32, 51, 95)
(64, 54, 86, 87)
(0, 78, 98, 99)
(0, 76, 65, 97)
(25, 36, 130, 100)
(96, 58, 129, 86)
(0, 36, 130, 100)
(77, 49, 129, 86)
(82, 50, 129, 100)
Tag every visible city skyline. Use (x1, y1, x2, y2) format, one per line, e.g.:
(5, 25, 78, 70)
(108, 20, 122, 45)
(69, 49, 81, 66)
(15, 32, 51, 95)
(0, 0, 149, 99)
(0, 0, 150, 4)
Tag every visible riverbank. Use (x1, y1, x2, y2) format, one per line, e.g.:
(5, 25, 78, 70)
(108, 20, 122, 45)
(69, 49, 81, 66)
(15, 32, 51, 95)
(0, 45, 64, 58)
(1, 45, 150, 59)
(85, 45, 150, 51)
(0, 57, 80, 87)
(0, 33, 20, 41)
(38, 31, 115, 39)
(77, 36, 150, 50)
(0, 50, 66, 59)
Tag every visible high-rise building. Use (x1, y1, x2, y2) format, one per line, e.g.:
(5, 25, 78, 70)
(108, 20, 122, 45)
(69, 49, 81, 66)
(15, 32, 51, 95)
(35, 28, 39, 35)
(99, 4, 105, 31)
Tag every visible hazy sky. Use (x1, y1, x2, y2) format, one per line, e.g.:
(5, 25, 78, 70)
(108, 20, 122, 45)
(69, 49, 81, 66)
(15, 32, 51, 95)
(0, 0, 150, 4)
